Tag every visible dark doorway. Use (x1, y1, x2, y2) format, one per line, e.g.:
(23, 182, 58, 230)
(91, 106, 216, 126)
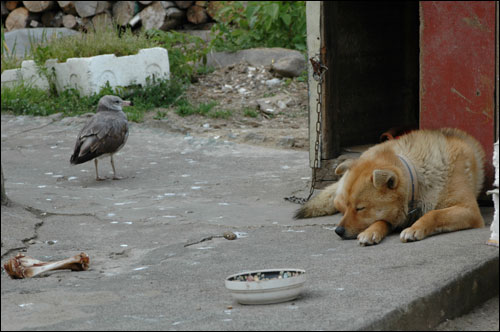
(322, 1, 420, 159)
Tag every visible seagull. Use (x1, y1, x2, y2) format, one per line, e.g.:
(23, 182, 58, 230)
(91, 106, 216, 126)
(70, 95, 131, 181)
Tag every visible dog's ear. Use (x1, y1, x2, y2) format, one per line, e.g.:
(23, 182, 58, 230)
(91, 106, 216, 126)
(335, 159, 355, 176)
(372, 169, 398, 189)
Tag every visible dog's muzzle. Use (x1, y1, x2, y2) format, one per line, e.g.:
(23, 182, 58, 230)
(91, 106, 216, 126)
(334, 226, 357, 239)
(335, 226, 346, 238)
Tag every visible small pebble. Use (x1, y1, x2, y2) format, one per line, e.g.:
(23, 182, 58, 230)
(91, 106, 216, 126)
(223, 231, 237, 240)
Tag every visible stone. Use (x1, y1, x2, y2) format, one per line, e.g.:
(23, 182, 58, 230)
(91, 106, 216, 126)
(4, 28, 79, 58)
(256, 94, 293, 114)
(205, 47, 305, 69)
(244, 133, 266, 143)
(265, 78, 282, 87)
(278, 136, 295, 148)
(223, 231, 237, 240)
(272, 56, 306, 78)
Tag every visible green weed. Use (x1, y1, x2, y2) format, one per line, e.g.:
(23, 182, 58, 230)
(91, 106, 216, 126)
(243, 108, 259, 118)
(175, 99, 219, 117)
(210, 1, 307, 53)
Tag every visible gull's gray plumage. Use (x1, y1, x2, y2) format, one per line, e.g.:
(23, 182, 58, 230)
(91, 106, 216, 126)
(70, 95, 131, 180)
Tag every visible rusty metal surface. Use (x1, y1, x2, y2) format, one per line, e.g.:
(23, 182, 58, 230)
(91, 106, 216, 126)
(420, 1, 496, 187)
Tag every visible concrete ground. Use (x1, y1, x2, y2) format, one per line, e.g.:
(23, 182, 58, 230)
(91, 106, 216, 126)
(1, 114, 498, 331)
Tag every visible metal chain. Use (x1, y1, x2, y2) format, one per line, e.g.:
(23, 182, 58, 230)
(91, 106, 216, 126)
(308, 55, 327, 201)
(285, 56, 327, 205)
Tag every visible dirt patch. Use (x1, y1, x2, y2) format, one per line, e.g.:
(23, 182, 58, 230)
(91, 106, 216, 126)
(143, 62, 309, 150)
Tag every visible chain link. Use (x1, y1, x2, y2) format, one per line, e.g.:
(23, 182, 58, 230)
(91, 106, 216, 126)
(285, 56, 327, 205)
(307, 56, 327, 201)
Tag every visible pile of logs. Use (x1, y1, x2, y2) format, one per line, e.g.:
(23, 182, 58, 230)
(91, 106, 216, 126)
(2, 1, 224, 32)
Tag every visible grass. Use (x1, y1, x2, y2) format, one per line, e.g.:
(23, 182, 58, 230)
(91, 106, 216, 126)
(243, 108, 259, 118)
(1, 25, 207, 122)
(1, 6, 306, 122)
(1, 26, 153, 73)
(174, 100, 231, 119)
(1, 75, 187, 122)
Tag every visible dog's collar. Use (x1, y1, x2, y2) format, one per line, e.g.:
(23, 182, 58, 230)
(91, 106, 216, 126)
(397, 154, 421, 225)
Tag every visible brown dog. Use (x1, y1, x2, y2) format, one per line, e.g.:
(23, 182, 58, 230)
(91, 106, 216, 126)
(295, 128, 485, 246)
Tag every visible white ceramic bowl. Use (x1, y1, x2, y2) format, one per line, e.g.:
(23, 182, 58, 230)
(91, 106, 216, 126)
(225, 268, 306, 305)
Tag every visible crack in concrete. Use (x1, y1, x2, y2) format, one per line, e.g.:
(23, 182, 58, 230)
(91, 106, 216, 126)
(1, 205, 105, 259)
(184, 235, 224, 247)
(8, 119, 58, 137)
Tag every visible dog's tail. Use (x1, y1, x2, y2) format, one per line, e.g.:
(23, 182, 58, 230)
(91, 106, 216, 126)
(294, 181, 340, 219)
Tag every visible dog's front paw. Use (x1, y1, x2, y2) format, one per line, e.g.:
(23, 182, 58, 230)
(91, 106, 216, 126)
(400, 227, 426, 242)
(357, 230, 383, 246)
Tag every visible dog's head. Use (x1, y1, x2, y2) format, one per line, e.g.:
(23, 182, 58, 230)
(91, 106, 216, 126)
(333, 158, 407, 239)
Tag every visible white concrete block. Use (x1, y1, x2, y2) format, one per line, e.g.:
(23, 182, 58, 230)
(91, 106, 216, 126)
(1, 68, 23, 88)
(1, 47, 170, 96)
(54, 47, 170, 95)
(21, 60, 50, 90)
(2, 60, 49, 90)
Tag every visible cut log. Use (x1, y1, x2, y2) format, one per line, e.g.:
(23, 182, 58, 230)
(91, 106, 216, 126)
(22, 1, 54, 13)
(5, 7, 31, 31)
(166, 6, 185, 20)
(41, 10, 63, 27)
(62, 14, 81, 29)
(5, 1, 20, 11)
(81, 16, 95, 31)
(175, 1, 194, 9)
(57, 1, 77, 15)
(74, 1, 110, 18)
(160, 1, 176, 9)
(187, 5, 208, 25)
(207, 1, 225, 20)
(161, 6, 185, 30)
(140, 1, 166, 30)
(92, 11, 112, 30)
(112, 1, 135, 26)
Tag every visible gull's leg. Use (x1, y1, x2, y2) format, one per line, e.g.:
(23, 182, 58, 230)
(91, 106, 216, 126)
(95, 159, 105, 181)
(110, 155, 124, 180)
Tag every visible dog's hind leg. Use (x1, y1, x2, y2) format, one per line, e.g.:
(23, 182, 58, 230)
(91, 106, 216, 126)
(400, 202, 484, 242)
(294, 181, 341, 219)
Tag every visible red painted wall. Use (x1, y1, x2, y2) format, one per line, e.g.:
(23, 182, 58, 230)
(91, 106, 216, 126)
(420, 1, 496, 188)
